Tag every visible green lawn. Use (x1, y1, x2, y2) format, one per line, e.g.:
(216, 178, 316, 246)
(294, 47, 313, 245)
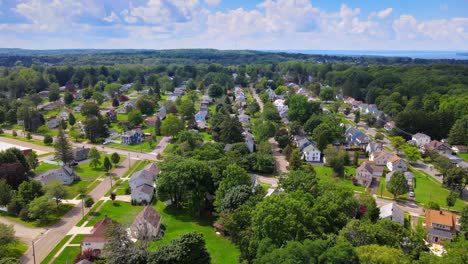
(314, 165, 366, 192)
(200, 132, 212, 141)
(377, 177, 408, 200)
(40, 235, 72, 264)
(412, 169, 466, 211)
(76, 200, 104, 227)
(34, 162, 61, 174)
(85, 201, 240, 264)
(107, 141, 155, 153)
(0, 204, 74, 228)
(2, 241, 27, 260)
(0, 133, 52, 147)
(69, 234, 87, 245)
(458, 153, 468, 161)
(149, 202, 239, 264)
(52, 246, 81, 264)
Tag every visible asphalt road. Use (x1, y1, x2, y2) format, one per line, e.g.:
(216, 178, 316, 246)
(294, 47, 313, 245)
(249, 85, 289, 174)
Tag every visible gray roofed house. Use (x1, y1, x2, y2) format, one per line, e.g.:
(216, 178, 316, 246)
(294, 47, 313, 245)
(73, 147, 90, 162)
(366, 142, 383, 154)
(130, 206, 162, 240)
(296, 137, 312, 151)
(38, 166, 78, 185)
(130, 168, 156, 203)
(379, 202, 404, 225)
(243, 131, 255, 153)
(238, 114, 251, 126)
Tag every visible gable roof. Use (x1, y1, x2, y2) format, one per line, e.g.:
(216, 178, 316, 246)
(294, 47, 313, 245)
(135, 184, 154, 196)
(379, 202, 404, 221)
(143, 163, 159, 174)
(426, 209, 456, 229)
(358, 161, 384, 175)
(388, 155, 402, 163)
(303, 144, 319, 153)
(130, 170, 155, 186)
(83, 217, 114, 243)
(133, 206, 161, 228)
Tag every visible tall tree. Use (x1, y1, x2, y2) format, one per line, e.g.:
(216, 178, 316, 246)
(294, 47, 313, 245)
(215, 164, 251, 209)
(103, 156, 112, 173)
(219, 116, 243, 143)
(25, 151, 39, 171)
(448, 118, 467, 146)
(149, 232, 211, 264)
(0, 180, 12, 207)
(386, 171, 409, 199)
(443, 166, 468, 195)
(45, 180, 68, 207)
(88, 147, 101, 168)
(288, 149, 302, 171)
(161, 114, 185, 137)
(54, 128, 73, 165)
(154, 116, 162, 136)
(279, 170, 318, 194)
(111, 152, 120, 165)
(68, 113, 76, 126)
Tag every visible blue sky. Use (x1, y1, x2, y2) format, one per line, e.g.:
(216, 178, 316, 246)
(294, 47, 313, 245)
(0, 0, 467, 50)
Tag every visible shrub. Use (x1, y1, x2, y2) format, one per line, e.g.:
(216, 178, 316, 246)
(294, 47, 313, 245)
(0, 128, 4, 134)
(43, 134, 53, 144)
(426, 201, 440, 210)
(12, 130, 17, 137)
(84, 197, 94, 208)
(26, 132, 32, 140)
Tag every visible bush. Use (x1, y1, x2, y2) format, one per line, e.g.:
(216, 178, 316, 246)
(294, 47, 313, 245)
(125, 187, 131, 195)
(43, 134, 53, 144)
(12, 130, 17, 137)
(19, 207, 30, 221)
(0, 128, 4, 134)
(84, 197, 94, 208)
(26, 132, 32, 140)
(426, 201, 440, 210)
(375, 132, 384, 141)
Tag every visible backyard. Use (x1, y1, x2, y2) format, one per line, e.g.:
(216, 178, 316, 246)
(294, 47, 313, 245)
(314, 165, 366, 192)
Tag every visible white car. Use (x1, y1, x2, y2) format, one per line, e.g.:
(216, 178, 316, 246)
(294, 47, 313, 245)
(409, 192, 415, 198)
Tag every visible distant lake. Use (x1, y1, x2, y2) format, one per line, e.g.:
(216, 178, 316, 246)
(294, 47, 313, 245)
(272, 50, 468, 60)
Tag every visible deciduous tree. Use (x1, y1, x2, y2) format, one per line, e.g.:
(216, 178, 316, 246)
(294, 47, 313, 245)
(386, 171, 409, 199)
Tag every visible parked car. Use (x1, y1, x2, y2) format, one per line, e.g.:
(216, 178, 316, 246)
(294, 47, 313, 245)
(70, 161, 78, 166)
(409, 191, 415, 198)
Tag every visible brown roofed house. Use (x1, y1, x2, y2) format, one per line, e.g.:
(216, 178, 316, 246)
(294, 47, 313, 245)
(81, 217, 115, 255)
(356, 161, 384, 187)
(423, 140, 452, 155)
(425, 210, 457, 244)
(130, 206, 162, 240)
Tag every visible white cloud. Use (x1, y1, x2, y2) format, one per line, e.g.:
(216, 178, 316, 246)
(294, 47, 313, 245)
(369, 7, 393, 19)
(204, 0, 221, 7)
(121, 9, 137, 24)
(129, 0, 200, 25)
(103, 12, 120, 23)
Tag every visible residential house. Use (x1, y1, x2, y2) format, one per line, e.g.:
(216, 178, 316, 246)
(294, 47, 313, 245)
(40, 101, 63, 111)
(195, 110, 208, 121)
(37, 166, 78, 185)
(238, 114, 251, 127)
(72, 147, 90, 162)
(356, 161, 384, 187)
(74, 103, 83, 113)
(47, 117, 61, 129)
(201, 95, 213, 105)
(130, 206, 162, 240)
(129, 166, 156, 203)
(266, 88, 277, 101)
(425, 209, 457, 243)
(295, 136, 312, 151)
(144, 116, 158, 127)
(302, 144, 321, 162)
(384, 121, 395, 132)
(120, 83, 133, 93)
(359, 103, 369, 113)
(370, 151, 395, 166)
(366, 142, 383, 155)
(452, 145, 467, 153)
(442, 154, 464, 164)
(155, 107, 167, 120)
(38, 90, 49, 97)
(386, 155, 408, 172)
(423, 140, 452, 155)
(379, 202, 405, 225)
(386, 171, 414, 186)
(345, 125, 370, 147)
(121, 129, 145, 145)
(81, 217, 115, 254)
(105, 109, 117, 123)
(366, 104, 379, 115)
(243, 131, 255, 153)
(412, 133, 431, 147)
(59, 109, 70, 120)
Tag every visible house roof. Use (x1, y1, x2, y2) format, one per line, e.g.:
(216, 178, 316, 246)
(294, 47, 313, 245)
(379, 202, 403, 221)
(359, 161, 384, 175)
(425, 209, 456, 228)
(83, 217, 114, 243)
(388, 155, 402, 163)
(135, 184, 154, 196)
(143, 163, 159, 174)
(133, 206, 161, 228)
(428, 228, 455, 239)
(303, 144, 319, 153)
(413, 133, 430, 139)
(130, 170, 155, 186)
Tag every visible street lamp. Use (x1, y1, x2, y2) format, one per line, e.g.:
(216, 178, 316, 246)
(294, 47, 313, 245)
(32, 240, 36, 264)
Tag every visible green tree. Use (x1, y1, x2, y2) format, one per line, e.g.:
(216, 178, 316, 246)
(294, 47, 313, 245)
(215, 164, 251, 209)
(154, 116, 162, 136)
(279, 170, 317, 194)
(45, 180, 68, 207)
(63, 92, 74, 105)
(69, 128, 81, 142)
(161, 114, 185, 137)
(208, 84, 224, 98)
(177, 97, 196, 120)
(401, 144, 421, 163)
(54, 128, 73, 165)
(128, 110, 143, 127)
(288, 94, 321, 123)
(80, 102, 100, 117)
(319, 87, 335, 101)
(354, 110, 361, 123)
(389, 136, 406, 151)
(17, 180, 44, 204)
(461, 206, 468, 239)
(446, 191, 458, 211)
(43, 134, 53, 144)
(219, 116, 243, 143)
(12, 130, 17, 137)
(88, 147, 101, 168)
(386, 171, 409, 199)
(26, 132, 32, 140)
(136, 95, 156, 115)
(356, 244, 409, 264)
(0, 180, 12, 207)
(111, 152, 120, 165)
(0, 223, 16, 249)
(323, 145, 347, 176)
(92, 91, 104, 105)
(28, 196, 55, 223)
(448, 118, 467, 145)
(48, 88, 60, 101)
(103, 156, 112, 173)
(218, 185, 252, 213)
(288, 148, 302, 171)
(84, 197, 94, 208)
(68, 113, 76, 126)
(25, 151, 39, 171)
(149, 232, 211, 264)
(60, 118, 67, 130)
(319, 242, 359, 264)
(443, 166, 468, 195)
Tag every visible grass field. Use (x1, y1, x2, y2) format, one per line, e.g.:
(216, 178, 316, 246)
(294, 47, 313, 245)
(314, 165, 366, 192)
(0, 133, 52, 147)
(52, 246, 81, 264)
(107, 141, 155, 153)
(69, 234, 87, 245)
(85, 201, 240, 264)
(458, 153, 468, 161)
(412, 169, 467, 211)
(34, 162, 61, 174)
(40, 235, 72, 264)
(75, 200, 104, 227)
(0, 204, 74, 227)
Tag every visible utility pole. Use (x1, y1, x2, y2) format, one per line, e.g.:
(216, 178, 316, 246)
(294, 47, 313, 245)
(128, 152, 131, 168)
(81, 196, 84, 218)
(32, 241, 36, 264)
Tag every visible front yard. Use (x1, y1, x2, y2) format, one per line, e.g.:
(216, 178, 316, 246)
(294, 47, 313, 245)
(314, 165, 366, 192)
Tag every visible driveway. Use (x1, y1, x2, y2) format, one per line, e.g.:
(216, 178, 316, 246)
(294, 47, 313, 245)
(0, 217, 46, 248)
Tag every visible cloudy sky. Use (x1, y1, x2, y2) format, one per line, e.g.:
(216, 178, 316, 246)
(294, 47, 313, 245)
(0, 0, 467, 50)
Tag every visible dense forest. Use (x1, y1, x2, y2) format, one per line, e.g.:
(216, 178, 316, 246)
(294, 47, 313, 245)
(1, 49, 468, 67)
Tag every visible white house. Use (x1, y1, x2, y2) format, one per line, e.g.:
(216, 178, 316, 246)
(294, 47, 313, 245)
(370, 151, 395, 166)
(412, 133, 431, 147)
(129, 165, 157, 203)
(302, 144, 321, 162)
(379, 203, 405, 225)
(81, 217, 114, 255)
(386, 155, 408, 172)
(37, 166, 78, 185)
(130, 206, 162, 240)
